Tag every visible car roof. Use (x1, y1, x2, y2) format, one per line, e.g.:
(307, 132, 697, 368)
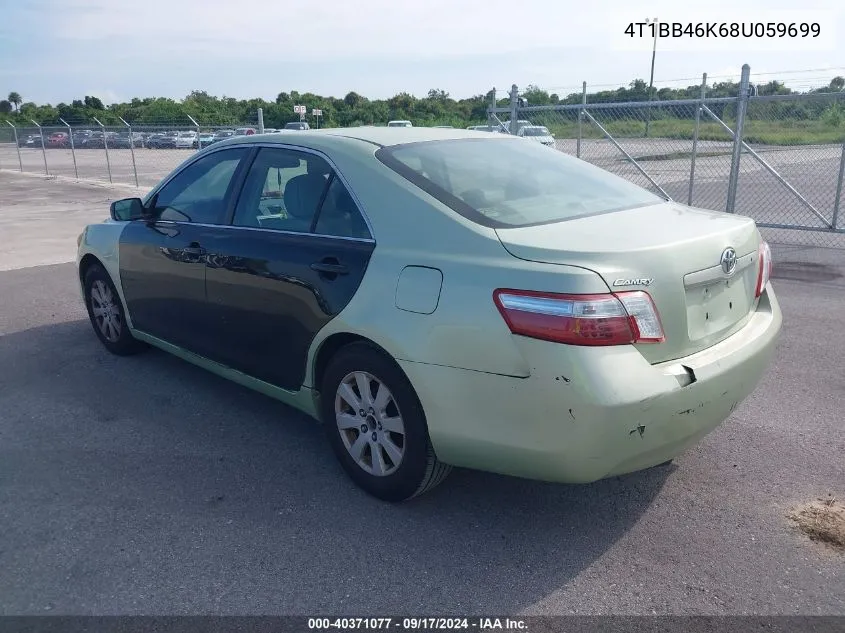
(213, 125, 515, 149)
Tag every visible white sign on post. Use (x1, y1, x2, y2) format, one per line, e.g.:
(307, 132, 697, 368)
(312, 109, 322, 116)
(293, 105, 305, 114)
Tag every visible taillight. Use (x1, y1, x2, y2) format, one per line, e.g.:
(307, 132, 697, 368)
(755, 241, 773, 298)
(493, 289, 665, 347)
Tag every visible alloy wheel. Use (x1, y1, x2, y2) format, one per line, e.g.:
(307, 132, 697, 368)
(90, 279, 122, 343)
(335, 371, 406, 477)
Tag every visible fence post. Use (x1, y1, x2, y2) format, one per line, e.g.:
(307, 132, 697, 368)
(257, 108, 265, 134)
(645, 18, 658, 138)
(832, 138, 845, 231)
(120, 117, 139, 187)
(509, 84, 519, 135)
(577, 81, 586, 158)
(59, 118, 78, 180)
(688, 72, 707, 206)
(92, 117, 112, 184)
(7, 121, 23, 172)
(30, 119, 49, 175)
(725, 64, 750, 214)
(186, 114, 200, 151)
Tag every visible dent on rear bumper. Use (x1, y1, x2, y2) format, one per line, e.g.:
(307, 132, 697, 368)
(401, 286, 782, 484)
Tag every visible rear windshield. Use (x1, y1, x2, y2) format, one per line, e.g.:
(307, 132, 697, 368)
(375, 138, 664, 228)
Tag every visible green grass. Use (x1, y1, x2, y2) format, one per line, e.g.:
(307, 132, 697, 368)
(542, 117, 845, 145)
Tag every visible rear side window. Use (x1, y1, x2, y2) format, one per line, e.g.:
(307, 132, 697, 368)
(233, 147, 330, 233)
(314, 176, 371, 239)
(376, 138, 664, 228)
(232, 147, 371, 239)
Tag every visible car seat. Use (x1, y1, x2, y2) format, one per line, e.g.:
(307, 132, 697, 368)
(283, 173, 328, 232)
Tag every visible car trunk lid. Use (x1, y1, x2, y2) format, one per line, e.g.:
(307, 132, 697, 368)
(495, 201, 762, 364)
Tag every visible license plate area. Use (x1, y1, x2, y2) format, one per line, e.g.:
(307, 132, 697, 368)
(685, 271, 754, 341)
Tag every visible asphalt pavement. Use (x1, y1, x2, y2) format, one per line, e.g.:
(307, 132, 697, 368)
(0, 170, 843, 615)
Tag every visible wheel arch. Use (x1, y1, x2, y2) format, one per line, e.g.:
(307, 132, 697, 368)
(76, 221, 134, 330)
(311, 332, 394, 396)
(78, 253, 105, 285)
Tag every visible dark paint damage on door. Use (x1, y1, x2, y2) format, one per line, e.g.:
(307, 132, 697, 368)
(202, 229, 375, 390)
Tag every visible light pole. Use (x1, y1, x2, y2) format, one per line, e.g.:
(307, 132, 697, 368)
(645, 17, 658, 138)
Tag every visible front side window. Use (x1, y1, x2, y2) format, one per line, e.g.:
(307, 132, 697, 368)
(376, 138, 664, 228)
(151, 148, 248, 224)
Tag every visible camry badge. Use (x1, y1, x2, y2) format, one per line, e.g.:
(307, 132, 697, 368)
(612, 278, 654, 287)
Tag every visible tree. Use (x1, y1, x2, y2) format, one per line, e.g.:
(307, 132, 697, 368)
(0, 99, 11, 114)
(84, 95, 105, 110)
(830, 76, 845, 91)
(522, 85, 551, 106)
(343, 91, 362, 108)
(7, 91, 22, 111)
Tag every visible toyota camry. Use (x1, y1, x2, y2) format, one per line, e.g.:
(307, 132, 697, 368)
(76, 127, 782, 502)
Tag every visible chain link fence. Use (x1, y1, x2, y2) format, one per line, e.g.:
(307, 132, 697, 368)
(0, 115, 262, 189)
(491, 65, 845, 248)
(1, 65, 843, 249)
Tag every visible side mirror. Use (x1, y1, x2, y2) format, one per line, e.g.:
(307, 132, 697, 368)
(110, 197, 146, 222)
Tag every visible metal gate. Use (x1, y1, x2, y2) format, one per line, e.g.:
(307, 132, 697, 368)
(490, 64, 845, 247)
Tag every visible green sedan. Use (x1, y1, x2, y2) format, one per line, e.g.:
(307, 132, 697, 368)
(75, 127, 782, 502)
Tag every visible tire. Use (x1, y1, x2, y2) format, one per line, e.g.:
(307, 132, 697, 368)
(321, 342, 451, 502)
(83, 264, 146, 356)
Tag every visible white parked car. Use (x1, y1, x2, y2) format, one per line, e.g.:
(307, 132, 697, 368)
(502, 119, 532, 134)
(387, 120, 413, 128)
(467, 125, 504, 133)
(174, 131, 197, 149)
(517, 125, 555, 147)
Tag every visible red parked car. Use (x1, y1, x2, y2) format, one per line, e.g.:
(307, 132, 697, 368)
(47, 132, 69, 148)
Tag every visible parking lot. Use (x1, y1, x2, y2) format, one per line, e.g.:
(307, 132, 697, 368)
(0, 170, 843, 615)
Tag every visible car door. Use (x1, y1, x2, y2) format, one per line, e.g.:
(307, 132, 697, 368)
(118, 147, 251, 356)
(201, 145, 375, 391)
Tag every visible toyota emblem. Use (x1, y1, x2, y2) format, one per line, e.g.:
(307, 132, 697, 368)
(720, 247, 738, 275)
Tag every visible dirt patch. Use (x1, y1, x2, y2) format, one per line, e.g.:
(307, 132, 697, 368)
(632, 150, 731, 162)
(788, 495, 845, 551)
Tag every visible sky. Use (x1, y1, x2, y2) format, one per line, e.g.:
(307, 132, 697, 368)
(1, 0, 843, 105)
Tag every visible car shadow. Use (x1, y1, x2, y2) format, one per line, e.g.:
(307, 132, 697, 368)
(0, 318, 671, 615)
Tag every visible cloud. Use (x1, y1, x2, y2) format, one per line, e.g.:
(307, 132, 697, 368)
(4, 0, 843, 103)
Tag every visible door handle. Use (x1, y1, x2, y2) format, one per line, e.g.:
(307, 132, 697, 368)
(311, 260, 349, 276)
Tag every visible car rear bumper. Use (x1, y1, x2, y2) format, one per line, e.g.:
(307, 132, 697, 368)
(399, 285, 782, 484)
